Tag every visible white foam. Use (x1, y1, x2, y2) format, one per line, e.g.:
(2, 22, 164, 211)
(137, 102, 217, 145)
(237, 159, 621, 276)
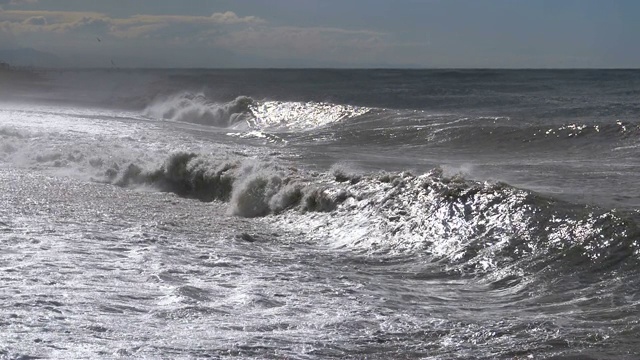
(143, 92, 371, 133)
(144, 92, 252, 127)
(248, 100, 370, 131)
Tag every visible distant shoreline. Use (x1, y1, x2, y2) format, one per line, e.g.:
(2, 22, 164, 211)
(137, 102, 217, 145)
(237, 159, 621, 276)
(1, 65, 640, 71)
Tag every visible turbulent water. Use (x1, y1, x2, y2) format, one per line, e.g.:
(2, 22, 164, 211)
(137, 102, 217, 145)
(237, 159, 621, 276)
(1, 68, 640, 359)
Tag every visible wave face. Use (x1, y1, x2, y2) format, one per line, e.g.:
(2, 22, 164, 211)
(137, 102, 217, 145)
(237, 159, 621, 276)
(113, 152, 346, 218)
(247, 101, 370, 131)
(144, 93, 254, 127)
(282, 168, 639, 275)
(111, 152, 640, 277)
(143, 91, 370, 131)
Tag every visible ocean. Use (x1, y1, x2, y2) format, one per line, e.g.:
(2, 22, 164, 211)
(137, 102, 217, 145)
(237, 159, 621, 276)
(1, 68, 639, 359)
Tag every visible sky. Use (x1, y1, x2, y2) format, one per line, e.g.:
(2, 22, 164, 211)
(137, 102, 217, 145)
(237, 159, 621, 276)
(0, 0, 639, 68)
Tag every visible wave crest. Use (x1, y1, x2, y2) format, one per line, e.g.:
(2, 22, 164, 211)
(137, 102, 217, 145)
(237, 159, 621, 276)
(143, 92, 370, 131)
(276, 168, 639, 274)
(113, 152, 345, 218)
(144, 93, 253, 127)
(109, 152, 639, 275)
(247, 101, 370, 131)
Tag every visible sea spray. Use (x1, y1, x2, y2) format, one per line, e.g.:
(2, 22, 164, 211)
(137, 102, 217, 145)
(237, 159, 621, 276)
(113, 152, 346, 217)
(143, 92, 371, 131)
(110, 151, 639, 277)
(144, 93, 253, 127)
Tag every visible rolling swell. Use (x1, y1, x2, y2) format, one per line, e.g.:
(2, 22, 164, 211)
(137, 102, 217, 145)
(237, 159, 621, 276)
(112, 152, 640, 275)
(323, 113, 640, 151)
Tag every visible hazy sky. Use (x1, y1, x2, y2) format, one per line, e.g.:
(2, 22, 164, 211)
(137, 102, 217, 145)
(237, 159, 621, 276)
(0, 0, 639, 68)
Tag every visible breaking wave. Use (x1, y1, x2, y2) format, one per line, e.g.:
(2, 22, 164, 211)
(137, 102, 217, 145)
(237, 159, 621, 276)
(143, 92, 370, 131)
(247, 100, 370, 131)
(113, 152, 346, 218)
(110, 152, 640, 275)
(282, 168, 639, 275)
(144, 93, 254, 128)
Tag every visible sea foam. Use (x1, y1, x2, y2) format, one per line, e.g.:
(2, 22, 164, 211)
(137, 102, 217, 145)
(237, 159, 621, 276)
(143, 92, 370, 132)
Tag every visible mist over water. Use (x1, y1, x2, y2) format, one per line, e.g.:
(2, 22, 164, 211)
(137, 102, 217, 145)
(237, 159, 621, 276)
(1, 69, 640, 359)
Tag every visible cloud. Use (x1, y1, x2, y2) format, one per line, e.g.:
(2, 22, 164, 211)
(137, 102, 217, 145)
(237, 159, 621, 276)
(23, 15, 46, 25)
(0, 10, 107, 26)
(0, 11, 113, 37)
(214, 26, 389, 63)
(0, 9, 395, 66)
(0, 0, 38, 8)
(110, 12, 263, 42)
(55, 16, 112, 34)
(0, 10, 263, 37)
(210, 11, 263, 25)
(0, 23, 17, 48)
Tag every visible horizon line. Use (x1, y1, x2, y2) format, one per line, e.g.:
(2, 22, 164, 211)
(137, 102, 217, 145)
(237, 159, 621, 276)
(3, 65, 640, 71)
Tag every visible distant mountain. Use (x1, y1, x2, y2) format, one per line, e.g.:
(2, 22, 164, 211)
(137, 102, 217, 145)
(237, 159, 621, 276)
(0, 47, 63, 68)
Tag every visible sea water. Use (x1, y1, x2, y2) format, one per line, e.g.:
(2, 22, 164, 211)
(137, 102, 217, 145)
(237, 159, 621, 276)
(1, 69, 640, 359)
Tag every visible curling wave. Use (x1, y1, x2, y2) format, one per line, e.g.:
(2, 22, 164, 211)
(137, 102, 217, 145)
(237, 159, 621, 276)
(247, 100, 370, 131)
(110, 152, 640, 275)
(113, 152, 346, 218)
(143, 92, 370, 131)
(280, 168, 639, 274)
(144, 93, 254, 128)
